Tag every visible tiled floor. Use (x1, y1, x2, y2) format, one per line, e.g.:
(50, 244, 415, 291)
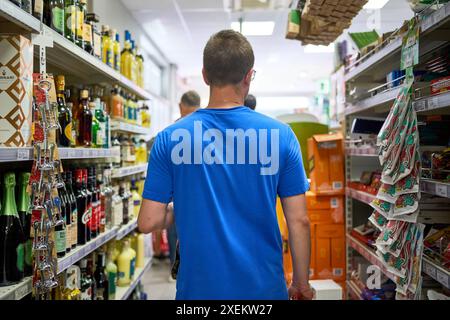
(141, 259, 177, 300)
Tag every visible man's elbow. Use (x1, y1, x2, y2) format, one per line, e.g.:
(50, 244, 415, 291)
(290, 215, 311, 229)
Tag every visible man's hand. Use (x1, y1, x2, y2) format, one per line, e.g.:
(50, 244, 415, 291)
(288, 283, 314, 300)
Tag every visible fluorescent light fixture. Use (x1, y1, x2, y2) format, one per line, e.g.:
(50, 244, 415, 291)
(363, 0, 389, 9)
(231, 21, 275, 36)
(303, 44, 334, 53)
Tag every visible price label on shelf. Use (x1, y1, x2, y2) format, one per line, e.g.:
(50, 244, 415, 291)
(436, 270, 449, 288)
(425, 261, 437, 277)
(428, 96, 439, 110)
(17, 149, 30, 160)
(413, 100, 426, 112)
(436, 184, 448, 198)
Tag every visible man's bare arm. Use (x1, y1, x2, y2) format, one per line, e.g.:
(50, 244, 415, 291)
(138, 199, 174, 233)
(281, 194, 312, 297)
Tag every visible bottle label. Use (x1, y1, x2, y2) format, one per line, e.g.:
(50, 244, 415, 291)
(52, 7, 65, 33)
(34, 0, 43, 14)
(65, 5, 76, 35)
(93, 33, 102, 58)
(96, 288, 105, 300)
(16, 243, 24, 272)
(64, 122, 73, 142)
(89, 202, 99, 232)
(105, 51, 113, 67)
(117, 271, 125, 279)
(108, 272, 116, 298)
(83, 23, 92, 43)
(82, 206, 92, 225)
(81, 288, 92, 300)
(76, 10, 84, 37)
(96, 126, 105, 146)
(55, 230, 67, 254)
(130, 257, 136, 279)
(133, 200, 141, 207)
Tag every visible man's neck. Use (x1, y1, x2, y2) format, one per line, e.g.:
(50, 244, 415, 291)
(207, 85, 245, 109)
(180, 108, 199, 118)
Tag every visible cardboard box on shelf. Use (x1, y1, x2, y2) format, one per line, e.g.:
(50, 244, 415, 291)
(308, 132, 344, 195)
(313, 224, 345, 281)
(306, 191, 344, 224)
(0, 34, 33, 147)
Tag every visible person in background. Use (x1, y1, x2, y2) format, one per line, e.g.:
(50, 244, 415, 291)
(138, 30, 312, 300)
(167, 90, 201, 282)
(244, 94, 257, 110)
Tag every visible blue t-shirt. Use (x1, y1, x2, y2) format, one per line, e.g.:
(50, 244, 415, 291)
(143, 106, 309, 300)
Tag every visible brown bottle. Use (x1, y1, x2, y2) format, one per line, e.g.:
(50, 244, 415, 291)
(75, 90, 92, 147)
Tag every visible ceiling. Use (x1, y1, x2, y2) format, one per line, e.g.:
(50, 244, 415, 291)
(121, 0, 414, 105)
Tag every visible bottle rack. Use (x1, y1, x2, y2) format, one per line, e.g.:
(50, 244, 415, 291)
(343, 2, 450, 299)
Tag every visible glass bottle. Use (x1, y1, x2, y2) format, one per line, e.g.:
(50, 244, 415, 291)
(88, 167, 99, 238)
(17, 172, 32, 277)
(94, 252, 108, 300)
(111, 135, 121, 168)
(131, 179, 142, 219)
(87, 13, 101, 59)
(126, 182, 134, 222)
(74, 169, 87, 245)
(56, 75, 72, 147)
(113, 31, 121, 72)
(75, 89, 92, 147)
(75, 0, 85, 49)
(49, 0, 65, 35)
(90, 101, 101, 148)
(55, 177, 67, 258)
(0, 173, 25, 285)
(102, 25, 113, 67)
(83, 168, 92, 242)
(93, 94, 106, 149)
(79, 259, 93, 300)
(119, 182, 129, 225)
(22, 0, 32, 14)
(87, 256, 96, 300)
(96, 170, 105, 234)
(110, 85, 122, 120)
(135, 44, 144, 88)
(103, 167, 113, 230)
(141, 104, 151, 128)
(130, 40, 137, 84)
(83, 19, 93, 55)
(112, 185, 123, 227)
(105, 249, 117, 300)
(65, 171, 78, 249)
(120, 31, 133, 80)
(64, 0, 76, 42)
(136, 233, 145, 269)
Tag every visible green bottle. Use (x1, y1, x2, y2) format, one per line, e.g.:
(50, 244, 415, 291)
(64, 0, 77, 42)
(90, 101, 101, 148)
(0, 173, 26, 286)
(17, 173, 32, 277)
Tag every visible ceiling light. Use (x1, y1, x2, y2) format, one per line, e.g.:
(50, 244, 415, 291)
(303, 44, 334, 53)
(231, 21, 275, 36)
(363, 0, 389, 10)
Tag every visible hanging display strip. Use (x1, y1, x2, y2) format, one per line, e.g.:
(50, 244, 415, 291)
(115, 258, 152, 300)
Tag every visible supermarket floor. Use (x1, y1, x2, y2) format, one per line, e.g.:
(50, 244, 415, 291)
(142, 260, 177, 300)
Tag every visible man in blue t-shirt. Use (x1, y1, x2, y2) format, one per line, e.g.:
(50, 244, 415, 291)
(138, 30, 313, 300)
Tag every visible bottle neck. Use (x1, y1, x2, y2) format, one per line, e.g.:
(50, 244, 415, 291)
(1, 185, 19, 217)
(17, 182, 30, 213)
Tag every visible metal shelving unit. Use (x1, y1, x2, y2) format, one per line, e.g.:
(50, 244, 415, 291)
(116, 219, 138, 240)
(112, 164, 147, 179)
(115, 258, 153, 300)
(0, 0, 40, 32)
(0, 147, 119, 162)
(0, 278, 32, 301)
(344, 2, 450, 300)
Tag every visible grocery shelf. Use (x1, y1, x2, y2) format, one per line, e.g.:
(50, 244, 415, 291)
(420, 179, 450, 198)
(115, 257, 152, 300)
(0, 0, 40, 32)
(346, 233, 397, 283)
(116, 219, 138, 240)
(347, 280, 363, 300)
(413, 91, 450, 113)
(0, 277, 32, 300)
(0, 147, 119, 162)
(110, 120, 150, 135)
(346, 187, 376, 205)
(344, 2, 450, 82)
(0, 0, 159, 101)
(57, 226, 119, 274)
(345, 86, 402, 116)
(111, 164, 147, 179)
(59, 148, 120, 160)
(0, 147, 33, 162)
(422, 256, 450, 289)
(345, 146, 378, 157)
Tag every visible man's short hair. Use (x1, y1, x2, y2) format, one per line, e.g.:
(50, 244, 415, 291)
(203, 30, 255, 86)
(181, 90, 201, 108)
(244, 94, 257, 110)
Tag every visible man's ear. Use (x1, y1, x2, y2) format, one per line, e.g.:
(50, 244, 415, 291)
(244, 69, 253, 85)
(202, 68, 210, 86)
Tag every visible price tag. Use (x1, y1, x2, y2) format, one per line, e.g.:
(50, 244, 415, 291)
(414, 100, 426, 112)
(436, 184, 448, 197)
(425, 261, 436, 277)
(428, 96, 439, 110)
(436, 270, 449, 288)
(14, 281, 30, 300)
(421, 15, 433, 31)
(17, 149, 30, 160)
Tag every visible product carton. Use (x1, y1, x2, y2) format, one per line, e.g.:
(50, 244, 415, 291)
(0, 34, 33, 147)
(314, 224, 345, 281)
(308, 132, 344, 195)
(310, 279, 343, 300)
(306, 191, 344, 224)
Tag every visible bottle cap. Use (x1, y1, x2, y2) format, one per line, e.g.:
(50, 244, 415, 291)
(19, 172, 31, 185)
(3, 172, 16, 187)
(102, 25, 110, 33)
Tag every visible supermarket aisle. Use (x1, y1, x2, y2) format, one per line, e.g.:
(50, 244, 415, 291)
(142, 261, 176, 300)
